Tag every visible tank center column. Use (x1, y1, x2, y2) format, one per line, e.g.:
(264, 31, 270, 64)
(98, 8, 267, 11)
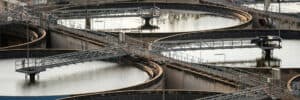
(251, 36, 282, 66)
(28, 73, 37, 82)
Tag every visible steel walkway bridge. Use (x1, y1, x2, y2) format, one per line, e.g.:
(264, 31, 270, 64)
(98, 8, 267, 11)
(121, 35, 283, 99)
(15, 47, 127, 81)
(123, 35, 269, 86)
(20, 24, 281, 100)
(152, 37, 281, 52)
(52, 7, 160, 19)
(13, 21, 281, 100)
(4, 4, 283, 100)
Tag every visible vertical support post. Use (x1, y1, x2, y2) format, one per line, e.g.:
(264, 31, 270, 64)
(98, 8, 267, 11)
(119, 32, 125, 43)
(272, 68, 281, 80)
(148, 42, 153, 51)
(29, 73, 36, 83)
(270, 68, 281, 99)
(263, 48, 273, 67)
(21, 59, 25, 68)
(141, 17, 158, 29)
(143, 17, 151, 26)
(264, 49, 272, 60)
(85, 17, 91, 30)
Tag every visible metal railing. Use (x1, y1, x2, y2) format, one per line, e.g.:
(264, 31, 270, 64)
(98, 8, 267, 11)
(197, 79, 284, 100)
(153, 38, 257, 51)
(5, 3, 284, 99)
(53, 6, 160, 19)
(197, 85, 270, 100)
(119, 34, 285, 99)
(201, 0, 300, 23)
(15, 46, 127, 74)
(122, 35, 269, 87)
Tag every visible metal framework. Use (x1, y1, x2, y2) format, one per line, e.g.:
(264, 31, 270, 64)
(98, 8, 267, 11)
(52, 7, 160, 19)
(122, 35, 268, 86)
(121, 34, 283, 99)
(153, 38, 258, 51)
(152, 37, 281, 52)
(15, 47, 127, 74)
(1, 3, 285, 100)
(197, 80, 283, 100)
(205, 59, 281, 68)
(197, 86, 270, 100)
(28, 26, 282, 99)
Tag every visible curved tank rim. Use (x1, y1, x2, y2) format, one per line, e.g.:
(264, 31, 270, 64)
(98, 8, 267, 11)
(0, 23, 47, 50)
(52, 2, 253, 34)
(0, 50, 164, 97)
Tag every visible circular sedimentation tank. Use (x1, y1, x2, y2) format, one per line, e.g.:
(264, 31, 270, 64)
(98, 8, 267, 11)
(1, 2, 282, 100)
(0, 50, 163, 100)
(54, 3, 252, 35)
(0, 23, 46, 49)
(288, 74, 300, 96)
(156, 29, 300, 68)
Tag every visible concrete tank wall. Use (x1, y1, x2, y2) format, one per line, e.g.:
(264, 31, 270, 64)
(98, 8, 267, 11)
(110, 59, 165, 91)
(60, 90, 221, 100)
(49, 30, 103, 50)
(164, 65, 237, 93)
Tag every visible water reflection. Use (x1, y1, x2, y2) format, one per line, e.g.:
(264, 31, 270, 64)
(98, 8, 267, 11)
(164, 40, 300, 68)
(58, 10, 242, 33)
(0, 59, 149, 96)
